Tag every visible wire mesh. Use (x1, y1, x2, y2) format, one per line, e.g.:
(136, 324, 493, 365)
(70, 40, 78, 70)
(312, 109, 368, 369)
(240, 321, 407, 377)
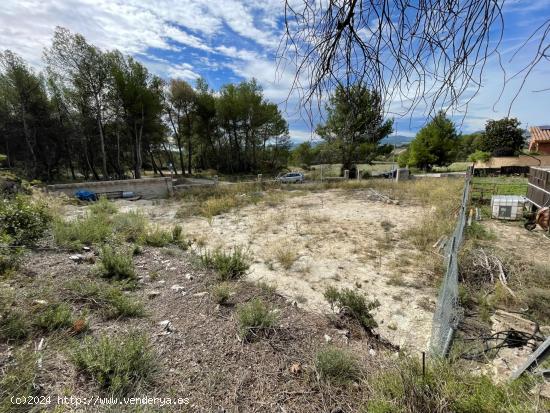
(429, 169, 472, 357)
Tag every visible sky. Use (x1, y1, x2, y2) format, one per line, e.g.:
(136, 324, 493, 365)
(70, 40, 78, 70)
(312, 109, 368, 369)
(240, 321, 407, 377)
(0, 0, 549, 142)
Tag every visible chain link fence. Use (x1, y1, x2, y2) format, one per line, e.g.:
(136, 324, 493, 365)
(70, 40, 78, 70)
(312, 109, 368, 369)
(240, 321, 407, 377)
(429, 168, 473, 357)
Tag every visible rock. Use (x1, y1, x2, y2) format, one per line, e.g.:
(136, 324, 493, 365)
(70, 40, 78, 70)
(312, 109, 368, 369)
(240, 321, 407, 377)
(69, 254, 84, 263)
(324, 334, 332, 343)
(369, 349, 377, 357)
(158, 320, 173, 332)
(147, 290, 161, 299)
(82, 246, 91, 252)
(33, 299, 48, 306)
(171, 284, 185, 292)
(193, 291, 208, 297)
(157, 280, 166, 285)
(185, 274, 193, 280)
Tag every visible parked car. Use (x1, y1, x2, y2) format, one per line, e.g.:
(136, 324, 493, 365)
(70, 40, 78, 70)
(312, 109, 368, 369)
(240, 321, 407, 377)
(276, 172, 305, 183)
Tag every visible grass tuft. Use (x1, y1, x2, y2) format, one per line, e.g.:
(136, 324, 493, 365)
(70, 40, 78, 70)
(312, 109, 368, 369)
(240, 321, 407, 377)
(34, 303, 73, 332)
(72, 332, 157, 396)
(324, 287, 379, 329)
(200, 247, 250, 281)
(211, 282, 233, 305)
(0, 310, 29, 341)
(98, 245, 135, 280)
(315, 347, 361, 384)
(237, 298, 278, 341)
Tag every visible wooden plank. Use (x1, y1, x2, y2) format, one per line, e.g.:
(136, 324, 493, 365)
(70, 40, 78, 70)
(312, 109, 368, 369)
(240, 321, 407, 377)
(511, 336, 550, 380)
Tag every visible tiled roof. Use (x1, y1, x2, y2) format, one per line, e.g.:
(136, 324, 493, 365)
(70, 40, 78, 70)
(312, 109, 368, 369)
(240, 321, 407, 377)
(530, 126, 550, 142)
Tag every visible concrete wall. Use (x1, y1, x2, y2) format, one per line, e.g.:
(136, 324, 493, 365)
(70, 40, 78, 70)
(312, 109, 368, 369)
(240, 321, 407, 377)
(47, 177, 173, 199)
(475, 155, 550, 169)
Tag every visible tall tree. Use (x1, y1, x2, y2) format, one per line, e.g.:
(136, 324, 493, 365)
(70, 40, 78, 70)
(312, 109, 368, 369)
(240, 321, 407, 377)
(479, 118, 524, 156)
(165, 79, 195, 174)
(109, 53, 164, 179)
(0, 51, 50, 178)
(315, 84, 393, 173)
(399, 111, 458, 170)
(45, 27, 110, 179)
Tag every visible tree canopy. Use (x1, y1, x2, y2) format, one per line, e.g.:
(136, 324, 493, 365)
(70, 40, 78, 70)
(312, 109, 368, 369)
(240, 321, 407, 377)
(479, 118, 525, 156)
(399, 112, 458, 170)
(0, 27, 290, 181)
(315, 84, 393, 173)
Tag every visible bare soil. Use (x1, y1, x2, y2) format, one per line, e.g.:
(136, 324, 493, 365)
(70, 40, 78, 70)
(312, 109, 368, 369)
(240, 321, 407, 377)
(4, 246, 387, 412)
(65, 188, 439, 352)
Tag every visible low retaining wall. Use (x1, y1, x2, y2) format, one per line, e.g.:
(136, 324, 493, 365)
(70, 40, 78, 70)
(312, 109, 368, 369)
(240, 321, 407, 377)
(47, 177, 173, 199)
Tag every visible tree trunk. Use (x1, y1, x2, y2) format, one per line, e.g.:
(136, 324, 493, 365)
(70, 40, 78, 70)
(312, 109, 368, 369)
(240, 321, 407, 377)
(95, 97, 108, 180)
(20, 104, 38, 177)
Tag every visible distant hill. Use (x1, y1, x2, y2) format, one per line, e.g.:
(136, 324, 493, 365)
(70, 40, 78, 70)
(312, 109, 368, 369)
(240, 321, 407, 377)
(381, 135, 414, 146)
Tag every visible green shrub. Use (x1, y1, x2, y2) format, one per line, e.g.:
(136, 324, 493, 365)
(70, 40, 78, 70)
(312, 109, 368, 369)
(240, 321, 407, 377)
(368, 358, 542, 413)
(144, 227, 172, 247)
(237, 298, 278, 340)
(315, 347, 361, 384)
(89, 196, 118, 215)
(65, 279, 144, 319)
(98, 246, 135, 280)
(466, 222, 495, 240)
(53, 213, 112, 250)
(0, 349, 38, 412)
(34, 303, 73, 332)
(171, 225, 188, 249)
(201, 248, 250, 281)
(211, 282, 232, 305)
(523, 287, 550, 323)
(72, 332, 157, 396)
(0, 196, 51, 246)
(0, 246, 23, 276)
(323, 287, 379, 328)
(0, 310, 29, 341)
(112, 211, 147, 242)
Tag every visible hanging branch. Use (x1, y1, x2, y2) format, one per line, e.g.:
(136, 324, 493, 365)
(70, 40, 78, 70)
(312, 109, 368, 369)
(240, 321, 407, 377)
(279, 0, 519, 121)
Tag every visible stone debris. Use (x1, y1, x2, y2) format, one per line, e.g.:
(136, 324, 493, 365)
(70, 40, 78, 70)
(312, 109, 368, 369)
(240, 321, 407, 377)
(147, 290, 161, 299)
(158, 320, 173, 333)
(171, 284, 185, 292)
(324, 334, 332, 343)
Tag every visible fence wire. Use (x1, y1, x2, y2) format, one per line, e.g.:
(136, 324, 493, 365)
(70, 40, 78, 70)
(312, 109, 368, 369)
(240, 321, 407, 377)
(429, 169, 472, 357)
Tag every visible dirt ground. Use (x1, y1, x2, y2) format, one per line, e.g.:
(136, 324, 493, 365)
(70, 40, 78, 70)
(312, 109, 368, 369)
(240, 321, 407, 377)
(4, 246, 386, 412)
(65, 188, 439, 352)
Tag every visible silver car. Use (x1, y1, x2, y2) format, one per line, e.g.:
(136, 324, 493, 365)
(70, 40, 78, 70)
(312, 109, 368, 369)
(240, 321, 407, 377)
(277, 172, 305, 183)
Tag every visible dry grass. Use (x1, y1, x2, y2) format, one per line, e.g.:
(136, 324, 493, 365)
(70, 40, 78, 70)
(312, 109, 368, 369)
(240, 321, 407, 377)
(272, 243, 299, 270)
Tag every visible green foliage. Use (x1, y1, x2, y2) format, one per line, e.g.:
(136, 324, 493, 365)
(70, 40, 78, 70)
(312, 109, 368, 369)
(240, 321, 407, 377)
(290, 142, 315, 167)
(200, 247, 250, 281)
(323, 287, 379, 328)
(237, 298, 278, 340)
(316, 84, 393, 171)
(211, 282, 232, 305)
(0, 196, 50, 246)
(66, 279, 144, 319)
(72, 332, 157, 396)
(111, 211, 148, 242)
(468, 150, 491, 163)
(89, 196, 118, 215)
(98, 245, 135, 280)
(403, 111, 458, 170)
(53, 213, 112, 250)
(0, 349, 38, 412)
(143, 227, 172, 247)
(315, 347, 361, 384)
(34, 303, 73, 332)
(0, 310, 29, 341)
(480, 118, 525, 155)
(368, 358, 542, 413)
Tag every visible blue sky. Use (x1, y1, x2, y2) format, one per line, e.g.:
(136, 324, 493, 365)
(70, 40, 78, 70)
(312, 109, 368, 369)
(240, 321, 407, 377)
(1, 0, 549, 142)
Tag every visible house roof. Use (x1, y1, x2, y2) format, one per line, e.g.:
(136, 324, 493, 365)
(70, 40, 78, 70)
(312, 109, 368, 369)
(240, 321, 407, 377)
(529, 126, 550, 151)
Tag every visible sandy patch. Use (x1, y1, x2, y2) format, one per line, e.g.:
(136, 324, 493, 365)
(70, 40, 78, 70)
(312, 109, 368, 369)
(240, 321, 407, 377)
(62, 189, 439, 351)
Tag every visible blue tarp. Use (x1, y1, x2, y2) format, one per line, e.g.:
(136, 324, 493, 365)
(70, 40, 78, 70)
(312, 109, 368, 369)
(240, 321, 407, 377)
(75, 189, 97, 201)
